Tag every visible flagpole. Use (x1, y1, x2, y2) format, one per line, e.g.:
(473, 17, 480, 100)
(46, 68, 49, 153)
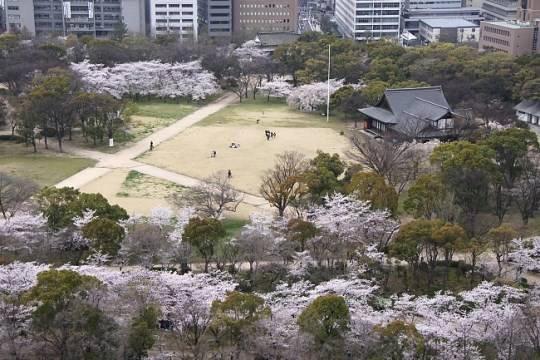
(326, 44, 331, 123)
(62, 6, 66, 37)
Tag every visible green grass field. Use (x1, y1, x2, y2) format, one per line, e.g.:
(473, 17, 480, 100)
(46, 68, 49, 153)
(72, 99, 202, 153)
(196, 96, 347, 130)
(0, 142, 95, 187)
(126, 99, 199, 119)
(116, 170, 185, 198)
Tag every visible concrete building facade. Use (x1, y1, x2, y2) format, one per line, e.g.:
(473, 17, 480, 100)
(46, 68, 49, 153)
(2, 0, 146, 38)
(402, 7, 482, 34)
(481, 0, 518, 20)
(208, 0, 232, 37)
(479, 20, 538, 54)
(232, 0, 298, 35)
(149, 0, 198, 40)
(335, 0, 401, 41)
(407, 0, 462, 10)
(2, 0, 35, 35)
(479, 0, 540, 55)
(419, 18, 479, 42)
(517, 0, 540, 20)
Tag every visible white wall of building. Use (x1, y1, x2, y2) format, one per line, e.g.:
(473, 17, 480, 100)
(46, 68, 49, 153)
(3, 0, 35, 35)
(149, 0, 198, 40)
(335, 0, 401, 41)
(122, 0, 147, 35)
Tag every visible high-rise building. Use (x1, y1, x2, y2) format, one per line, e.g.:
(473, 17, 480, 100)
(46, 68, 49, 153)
(149, 0, 198, 40)
(479, 0, 540, 55)
(517, 0, 540, 20)
(481, 0, 518, 21)
(121, 0, 147, 35)
(2, 0, 35, 34)
(208, 0, 232, 37)
(232, 0, 299, 35)
(407, 0, 462, 9)
(335, 0, 401, 41)
(2, 0, 146, 38)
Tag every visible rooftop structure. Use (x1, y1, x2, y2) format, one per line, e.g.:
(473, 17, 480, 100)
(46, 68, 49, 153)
(402, 7, 483, 34)
(359, 86, 459, 140)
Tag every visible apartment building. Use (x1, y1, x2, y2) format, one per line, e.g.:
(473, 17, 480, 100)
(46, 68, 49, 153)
(149, 0, 198, 40)
(479, 0, 540, 54)
(208, 0, 232, 37)
(481, 0, 518, 20)
(335, 0, 401, 41)
(232, 0, 298, 35)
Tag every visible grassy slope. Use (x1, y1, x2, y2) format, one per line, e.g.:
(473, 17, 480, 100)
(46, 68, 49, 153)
(0, 142, 95, 187)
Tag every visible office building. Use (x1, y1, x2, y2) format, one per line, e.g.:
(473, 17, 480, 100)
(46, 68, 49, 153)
(1, 0, 145, 38)
(517, 0, 540, 20)
(2, 0, 35, 35)
(232, 0, 298, 35)
(335, 0, 401, 41)
(479, 0, 540, 55)
(122, 0, 147, 35)
(208, 0, 232, 37)
(481, 0, 518, 21)
(407, 0, 462, 9)
(419, 18, 479, 42)
(149, 0, 198, 40)
(479, 20, 539, 54)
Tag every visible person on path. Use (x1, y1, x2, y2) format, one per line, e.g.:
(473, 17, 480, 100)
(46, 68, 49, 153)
(150, 141, 154, 151)
(211, 150, 216, 158)
(228, 169, 232, 178)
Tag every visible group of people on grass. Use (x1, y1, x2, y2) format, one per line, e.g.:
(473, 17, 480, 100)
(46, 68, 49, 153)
(265, 130, 276, 141)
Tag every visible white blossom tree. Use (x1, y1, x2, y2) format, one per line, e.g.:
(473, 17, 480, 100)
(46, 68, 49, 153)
(71, 60, 220, 100)
(287, 79, 344, 112)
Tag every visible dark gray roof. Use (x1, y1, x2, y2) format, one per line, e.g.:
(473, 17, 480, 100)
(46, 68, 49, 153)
(515, 100, 540, 117)
(358, 107, 396, 124)
(359, 86, 454, 138)
(382, 86, 452, 116)
(255, 32, 300, 47)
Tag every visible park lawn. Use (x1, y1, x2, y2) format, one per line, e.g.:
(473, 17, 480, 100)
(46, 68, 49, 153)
(196, 96, 347, 131)
(0, 142, 95, 187)
(223, 218, 249, 238)
(72, 99, 201, 153)
(116, 170, 185, 198)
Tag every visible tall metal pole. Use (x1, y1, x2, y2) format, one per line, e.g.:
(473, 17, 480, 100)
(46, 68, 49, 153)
(326, 44, 331, 122)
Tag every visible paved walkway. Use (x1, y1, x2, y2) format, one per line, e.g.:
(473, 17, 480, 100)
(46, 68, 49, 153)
(55, 93, 268, 208)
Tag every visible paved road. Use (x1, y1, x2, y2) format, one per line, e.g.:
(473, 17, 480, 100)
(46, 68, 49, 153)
(55, 93, 268, 208)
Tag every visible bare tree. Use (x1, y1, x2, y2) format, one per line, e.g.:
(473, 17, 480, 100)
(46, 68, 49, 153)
(120, 223, 169, 268)
(513, 152, 540, 225)
(260, 151, 309, 217)
(173, 299, 211, 358)
(0, 172, 39, 219)
(351, 134, 425, 193)
(171, 172, 242, 219)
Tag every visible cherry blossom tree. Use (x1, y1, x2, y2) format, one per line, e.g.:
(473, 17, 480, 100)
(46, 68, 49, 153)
(260, 79, 293, 101)
(287, 79, 344, 112)
(71, 60, 219, 100)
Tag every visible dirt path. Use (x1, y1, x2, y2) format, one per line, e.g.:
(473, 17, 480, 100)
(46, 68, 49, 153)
(55, 93, 269, 209)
